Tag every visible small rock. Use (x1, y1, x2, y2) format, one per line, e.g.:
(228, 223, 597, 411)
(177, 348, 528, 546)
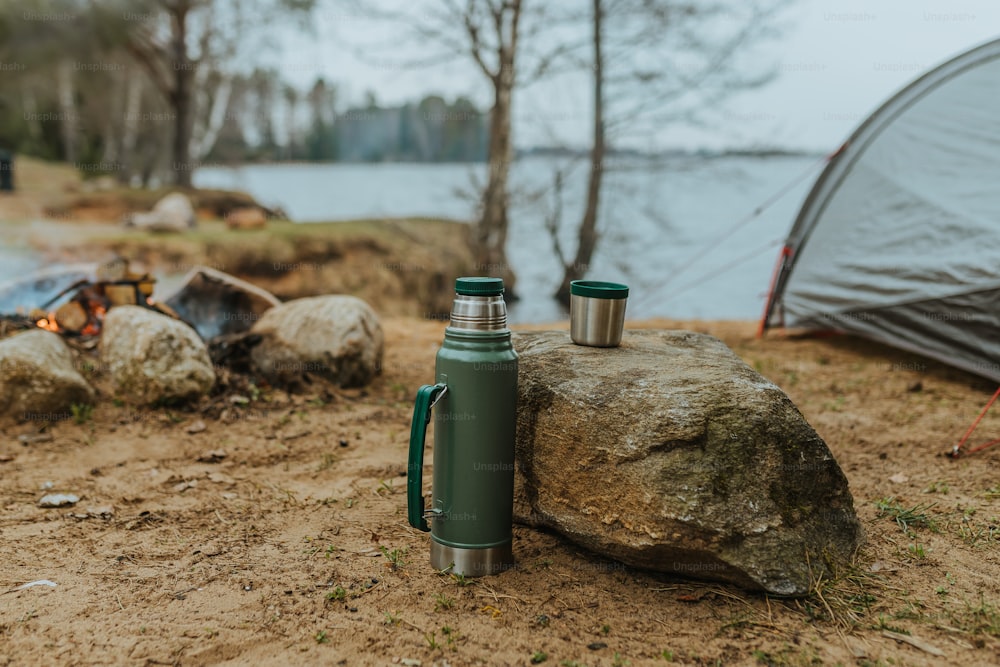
(339, 439, 349, 447)
(848, 640, 869, 659)
(251, 295, 384, 388)
(39, 493, 79, 507)
(207, 472, 235, 486)
(197, 449, 227, 463)
(221, 492, 239, 500)
(229, 395, 250, 405)
(400, 660, 422, 667)
(186, 420, 207, 434)
(587, 642, 608, 651)
(0, 330, 95, 420)
(40, 481, 54, 490)
(225, 206, 267, 230)
(172, 480, 197, 493)
(14, 580, 57, 590)
(100, 306, 215, 405)
(197, 543, 224, 557)
(907, 381, 923, 393)
(18, 432, 54, 446)
(0, 453, 13, 463)
(123, 192, 195, 232)
(888, 473, 909, 484)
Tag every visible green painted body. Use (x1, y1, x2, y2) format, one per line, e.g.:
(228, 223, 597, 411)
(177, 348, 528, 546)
(429, 328, 518, 550)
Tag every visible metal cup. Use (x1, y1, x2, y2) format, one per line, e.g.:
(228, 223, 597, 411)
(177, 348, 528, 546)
(569, 280, 629, 347)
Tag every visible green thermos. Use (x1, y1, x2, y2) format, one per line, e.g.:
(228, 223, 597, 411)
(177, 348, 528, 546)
(407, 277, 518, 576)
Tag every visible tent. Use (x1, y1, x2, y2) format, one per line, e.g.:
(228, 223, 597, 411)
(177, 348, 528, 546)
(761, 37, 1000, 382)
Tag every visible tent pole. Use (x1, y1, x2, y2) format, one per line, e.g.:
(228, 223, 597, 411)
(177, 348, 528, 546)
(757, 245, 791, 338)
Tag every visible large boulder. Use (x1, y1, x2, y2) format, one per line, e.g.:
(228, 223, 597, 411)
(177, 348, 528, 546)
(100, 306, 215, 404)
(124, 192, 195, 232)
(250, 295, 383, 388)
(0, 330, 95, 420)
(513, 330, 863, 596)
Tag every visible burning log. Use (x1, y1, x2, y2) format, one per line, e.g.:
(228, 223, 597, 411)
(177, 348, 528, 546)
(22, 257, 175, 337)
(53, 301, 89, 334)
(105, 284, 138, 306)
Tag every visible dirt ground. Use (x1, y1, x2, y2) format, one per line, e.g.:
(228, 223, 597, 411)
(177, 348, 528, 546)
(1, 159, 998, 665)
(1, 316, 999, 667)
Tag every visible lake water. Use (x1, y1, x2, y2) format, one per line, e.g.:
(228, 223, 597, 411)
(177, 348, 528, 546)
(195, 155, 821, 324)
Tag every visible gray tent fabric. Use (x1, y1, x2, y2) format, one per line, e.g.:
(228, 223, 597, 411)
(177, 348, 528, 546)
(763, 37, 1000, 382)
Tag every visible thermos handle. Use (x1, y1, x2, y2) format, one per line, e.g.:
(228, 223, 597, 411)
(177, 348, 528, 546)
(407, 382, 448, 532)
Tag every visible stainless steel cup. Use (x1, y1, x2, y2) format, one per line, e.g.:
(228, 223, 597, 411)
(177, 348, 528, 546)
(569, 280, 629, 347)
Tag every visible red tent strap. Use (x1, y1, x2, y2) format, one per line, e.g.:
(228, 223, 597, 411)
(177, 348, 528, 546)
(950, 385, 1000, 458)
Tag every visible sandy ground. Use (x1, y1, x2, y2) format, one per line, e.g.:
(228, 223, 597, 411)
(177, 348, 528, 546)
(0, 316, 998, 667)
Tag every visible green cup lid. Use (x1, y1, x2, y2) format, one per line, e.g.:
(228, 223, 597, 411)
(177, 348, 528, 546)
(455, 276, 504, 296)
(570, 280, 629, 299)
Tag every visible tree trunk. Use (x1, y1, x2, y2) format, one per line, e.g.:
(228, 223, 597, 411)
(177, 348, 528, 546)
(555, 0, 604, 305)
(21, 84, 41, 142)
(101, 70, 124, 167)
(471, 0, 521, 296)
(190, 74, 233, 160)
(170, 5, 194, 187)
(56, 59, 78, 165)
(475, 84, 515, 291)
(119, 70, 143, 184)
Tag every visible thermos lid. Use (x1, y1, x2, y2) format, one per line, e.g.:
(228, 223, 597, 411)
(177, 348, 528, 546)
(570, 280, 629, 299)
(455, 277, 504, 296)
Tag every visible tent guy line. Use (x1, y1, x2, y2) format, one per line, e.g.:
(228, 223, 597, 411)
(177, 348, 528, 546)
(630, 151, 833, 313)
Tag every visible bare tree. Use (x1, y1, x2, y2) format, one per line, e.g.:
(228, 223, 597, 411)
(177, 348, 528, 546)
(549, 0, 791, 304)
(463, 0, 522, 292)
(122, 0, 315, 187)
(345, 0, 563, 293)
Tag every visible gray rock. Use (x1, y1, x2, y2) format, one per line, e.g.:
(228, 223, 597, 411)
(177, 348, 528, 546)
(0, 263, 96, 313)
(0, 329, 95, 421)
(163, 266, 281, 339)
(250, 295, 383, 388)
(38, 493, 79, 507)
(512, 330, 863, 596)
(100, 306, 215, 404)
(124, 192, 195, 232)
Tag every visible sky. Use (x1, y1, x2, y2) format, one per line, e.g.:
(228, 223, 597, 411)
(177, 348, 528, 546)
(280, 0, 1000, 152)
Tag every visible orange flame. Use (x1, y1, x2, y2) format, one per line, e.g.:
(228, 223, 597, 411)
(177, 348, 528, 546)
(36, 313, 60, 332)
(80, 303, 107, 336)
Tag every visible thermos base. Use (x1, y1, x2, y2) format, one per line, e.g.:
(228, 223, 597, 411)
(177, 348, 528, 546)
(431, 540, 514, 577)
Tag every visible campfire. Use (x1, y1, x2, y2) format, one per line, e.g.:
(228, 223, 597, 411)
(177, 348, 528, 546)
(29, 258, 177, 336)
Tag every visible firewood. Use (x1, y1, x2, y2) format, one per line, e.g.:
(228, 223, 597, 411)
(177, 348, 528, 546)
(105, 284, 137, 306)
(96, 257, 129, 282)
(54, 301, 88, 333)
(149, 301, 181, 319)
